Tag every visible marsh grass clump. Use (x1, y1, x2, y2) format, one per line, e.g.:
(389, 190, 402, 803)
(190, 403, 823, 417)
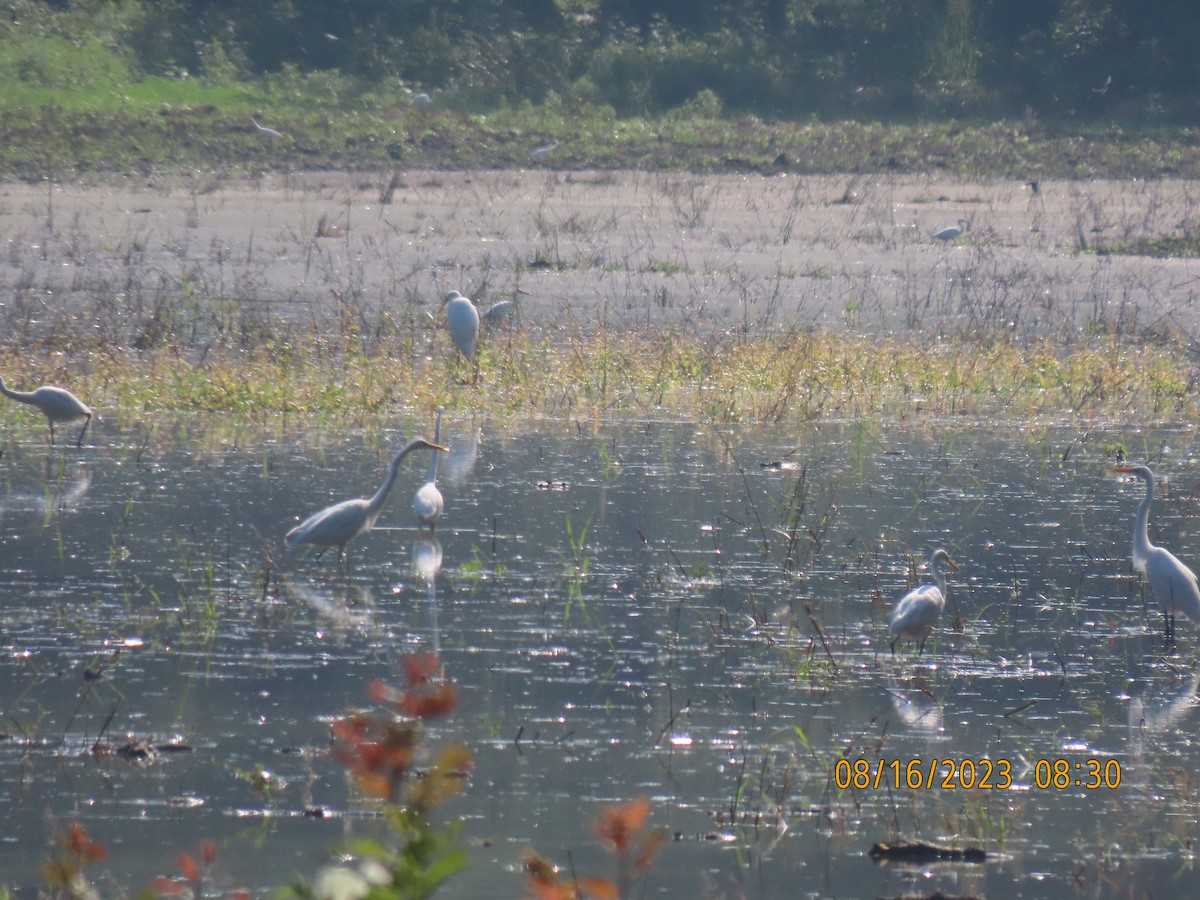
(1103, 236, 1200, 259)
(4, 323, 1200, 436)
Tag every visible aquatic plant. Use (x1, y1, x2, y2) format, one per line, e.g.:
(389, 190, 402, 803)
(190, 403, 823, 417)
(525, 797, 665, 900)
(284, 653, 472, 900)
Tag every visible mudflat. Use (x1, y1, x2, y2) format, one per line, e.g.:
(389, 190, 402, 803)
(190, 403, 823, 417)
(1, 170, 1196, 342)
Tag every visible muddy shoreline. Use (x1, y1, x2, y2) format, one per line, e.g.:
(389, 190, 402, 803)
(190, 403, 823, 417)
(1, 170, 1196, 344)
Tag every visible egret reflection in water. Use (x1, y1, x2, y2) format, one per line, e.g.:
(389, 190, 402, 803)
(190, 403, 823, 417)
(280, 578, 378, 646)
(885, 675, 945, 737)
(414, 534, 443, 656)
(0, 458, 91, 522)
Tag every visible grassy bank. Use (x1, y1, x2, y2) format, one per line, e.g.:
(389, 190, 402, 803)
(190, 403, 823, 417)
(1, 324, 1195, 438)
(2, 61, 1200, 181)
(4, 65, 1200, 433)
(7, 101, 1200, 182)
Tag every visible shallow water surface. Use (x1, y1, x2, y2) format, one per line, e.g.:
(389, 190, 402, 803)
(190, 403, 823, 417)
(2, 417, 1200, 896)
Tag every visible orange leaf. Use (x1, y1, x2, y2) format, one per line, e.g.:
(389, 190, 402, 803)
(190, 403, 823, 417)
(402, 652, 441, 685)
(401, 682, 460, 719)
(176, 851, 199, 882)
(523, 851, 559, 885)
(634, 829, 666, 873)
(593, 797, 651, 852)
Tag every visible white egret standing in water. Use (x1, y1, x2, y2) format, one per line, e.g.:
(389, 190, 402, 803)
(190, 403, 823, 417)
(932, 219, 968, 242)
(889, 548, 960, 655)
(414, 407, 446, 529)
(0, 376, 92, 447)
(444, 291, 480, 361)
(287, 438, 447, 562)
(1112, 465, 1200, 641)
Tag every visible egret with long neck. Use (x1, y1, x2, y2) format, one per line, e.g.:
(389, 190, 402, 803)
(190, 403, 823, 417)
(0, 376, 91, 447)
(413, 407, 445, 529)
(889, 548, 960, 655)
(1112, 465, 1200, 641)
(287, 438, 448, 563)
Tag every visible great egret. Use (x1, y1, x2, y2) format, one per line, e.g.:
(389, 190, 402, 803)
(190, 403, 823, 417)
(413, 407, 445, 529)
(0, 376, 92, 447)
(250, 117, 284, 139)
(482, 288, 527, 328)
(1112, 465, 1200, 640)
(444, 290, 480, 361)
(286, 438, 448, 562)
(482, 299, 514, 326)
(531, 142, 559, 161)
(933, 219, 968, 242)
(889, 548, 960, 655)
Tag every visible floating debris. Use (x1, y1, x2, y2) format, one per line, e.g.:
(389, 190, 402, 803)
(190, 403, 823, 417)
(869, 839, 987, 865)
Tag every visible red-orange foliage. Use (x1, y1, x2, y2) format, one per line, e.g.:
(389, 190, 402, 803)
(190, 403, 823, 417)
(525, 797, 664, 899)
(332, 654, 470, 804)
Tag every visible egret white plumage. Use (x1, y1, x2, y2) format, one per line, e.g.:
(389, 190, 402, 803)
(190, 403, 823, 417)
(531, 142, 559, 161)
(287, 438, 448, 562)
(413, 407, 445, 529)
(482, 289, 527, 329)
(1112, 465, 1200, 640)
(0, 376, 92, 447)
(933, 219, 968, 241)
(444, 290, 480, 361)
(250, 117, 284, 139)
(482, 299, 515, 326)
(889, 548, 960, 655)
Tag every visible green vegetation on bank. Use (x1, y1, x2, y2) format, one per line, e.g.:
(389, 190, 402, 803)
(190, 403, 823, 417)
(1, 327, 1195, 435)
(2, 2, 1199, 432)
(0, 1, 1199, 180)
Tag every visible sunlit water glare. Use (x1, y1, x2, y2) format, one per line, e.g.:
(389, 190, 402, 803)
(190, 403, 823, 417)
(2, 417, 1199, 897)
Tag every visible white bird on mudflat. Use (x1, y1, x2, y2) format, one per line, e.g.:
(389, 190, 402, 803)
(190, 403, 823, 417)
(413, 407, 445, 530)
(287, 438, 448, 562)
(932, 219, 968, 241)
(1112, 465, 1200, 641)
(444, 291, 480, 361)
(889, 548, 960, 655)
(0, 376, 92, 447)
(482, 289, 528, 327)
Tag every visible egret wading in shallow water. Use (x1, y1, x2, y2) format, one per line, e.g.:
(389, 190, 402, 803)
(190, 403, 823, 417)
(444, 290, 480, 361)
(413, 407, 445, 530)
(1112, 465, 1200, 641)
(287, 438, 448, 563)
(0, 376, 92, 447)
(889, 548, 960, 655)
(933, 219, 968, 242)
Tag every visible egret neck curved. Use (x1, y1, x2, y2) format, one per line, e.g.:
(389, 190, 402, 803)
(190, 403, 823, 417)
(370, 439, 446, 521)
(1113, 465, 1155, 571)
(0, 379, 38, 405)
